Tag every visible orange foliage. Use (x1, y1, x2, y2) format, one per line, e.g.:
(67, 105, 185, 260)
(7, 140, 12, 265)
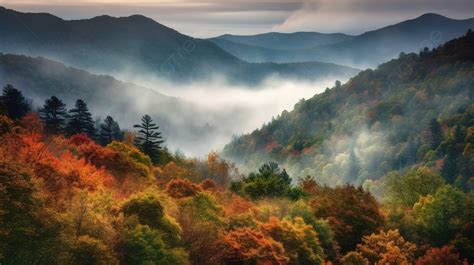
(166, 178, 202, 199)
(19, 113, 44, 134)
(356, 229, 416, 265)
(225, 196, 254, 216)
(219, 227, 289, 265)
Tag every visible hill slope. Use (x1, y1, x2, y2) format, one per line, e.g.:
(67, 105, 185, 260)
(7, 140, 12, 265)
(0, 53, 225, 154)
(223, 31, 474, 185)
(210, 14, 474, 67)
(0, 7, 358, 84)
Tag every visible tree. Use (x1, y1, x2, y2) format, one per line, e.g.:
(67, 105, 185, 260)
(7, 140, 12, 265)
(412, 185, 467, 246)
(260, 217, 325, 265)
(117, 225, 188, 265)
(429, 119, 443, 149)
(0, 84, 31, 120)
(0, 161, 62, 264)
(355, 229, 417, 264)
(98, 116, 121, 145)
(384, 167, 445, 207)
(346, 149, 361, 183)
(166, 179, 202, 199)
(66, 99, 95, 137)
(310, 185, 384, 253)
(441, 152, 459, 184)
(416, 246, 468, 265)
(230, 162, 300, 200)
(134, 115, 164, 164)
(341, 252, 368, 265)
(39, 96, 68, 134)
(218, 227, 289, 265)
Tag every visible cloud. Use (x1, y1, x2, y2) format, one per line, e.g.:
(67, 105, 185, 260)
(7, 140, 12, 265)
(273, 0, 474, 34)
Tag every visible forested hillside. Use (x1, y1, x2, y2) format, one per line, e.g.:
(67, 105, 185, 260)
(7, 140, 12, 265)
(1, 76, 472, 264)
(224, 31, 474, 187)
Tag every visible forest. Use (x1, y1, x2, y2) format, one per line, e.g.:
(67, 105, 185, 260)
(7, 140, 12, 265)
(0, 35, 473, 265)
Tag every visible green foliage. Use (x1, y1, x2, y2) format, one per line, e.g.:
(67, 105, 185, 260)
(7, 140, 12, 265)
(107, 141, 152, 178)
(224, 33, 474, 185)
(231, 162, 302, 200)
(117, 224, 188, 265)
(0, 161, 62, 264)
(122, 192, 182, 246)
(384, 167, 446, 207)
(412, 185, 467, 246)
(67, 235, 117, 265)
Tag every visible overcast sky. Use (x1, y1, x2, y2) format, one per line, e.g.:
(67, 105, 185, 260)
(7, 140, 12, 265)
(1, 0, 473, 38)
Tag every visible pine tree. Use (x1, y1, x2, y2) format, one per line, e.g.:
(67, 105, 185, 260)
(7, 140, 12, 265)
(66, 99, 95, 137)
(346, 149, 361, 183)
(39, 96, 68, 134)
(429, 119, 443, 149)
(441, 151, 459, 184)
(99, 116, 122, 145)
(134, 115, 164, 164)
(0, 84, 31, 120)
(453, 126, 464, 144)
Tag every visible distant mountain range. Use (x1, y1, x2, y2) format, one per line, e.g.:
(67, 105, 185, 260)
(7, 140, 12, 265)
(215, 32, 354, 50)
(223, 31, 474, 184)
(210, 14, 474, 68)
(0, 6, 358, 84)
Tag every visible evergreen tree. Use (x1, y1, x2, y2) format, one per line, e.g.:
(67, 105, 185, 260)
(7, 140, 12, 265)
(453, 126, 465, 144)
(99, 116, 122, 145)
(66, 99, 95, 137)
(0, 84, 31, 120)
(134, 115, 164, 164)
(441, 151, 459, 184)
(429, 119, 443, 149)
(346, 149, 361, 183)
(39, 96, 68, 134)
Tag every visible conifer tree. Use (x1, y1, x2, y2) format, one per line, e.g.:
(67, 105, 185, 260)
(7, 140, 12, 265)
(441, 151, 459, 184)
(99, 116, 122, 145)
(429, 119, 443, 149)
(0, 84, 31, 120)
(66, 99, 95, 137)
(134, 115, 164, 164)
(39, 96, 68, 134)
(347, 149, 361, 183)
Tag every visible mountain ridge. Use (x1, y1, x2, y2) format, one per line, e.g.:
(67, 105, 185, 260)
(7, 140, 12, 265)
(0, 6, 358, 84)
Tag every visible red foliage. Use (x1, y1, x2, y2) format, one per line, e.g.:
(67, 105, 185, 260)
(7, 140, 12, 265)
(200, 178, 217, 191)
(416, 246, 468, 265)
(69, 133, 94, 146)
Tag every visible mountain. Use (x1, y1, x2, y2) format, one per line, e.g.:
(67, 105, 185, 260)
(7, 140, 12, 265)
(210, 14, 474, 68)
(223, 31, 474, 185)
(215, 32, 354, 50)
(0, 7, 358, 84)
(0, 53, 228, 154)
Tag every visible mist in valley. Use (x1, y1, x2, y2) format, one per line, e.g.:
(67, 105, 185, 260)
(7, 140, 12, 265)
(111, 74, 342, 158)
